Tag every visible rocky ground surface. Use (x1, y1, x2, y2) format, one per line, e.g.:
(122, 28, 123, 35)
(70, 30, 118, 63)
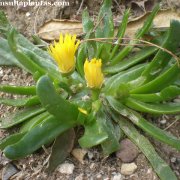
(0, 0, 180, 179)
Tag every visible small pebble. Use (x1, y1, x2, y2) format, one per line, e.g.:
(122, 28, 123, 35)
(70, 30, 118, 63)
(160, 120, 167, 125)
(121, 163, 137, 175)
(25, 12, 31, 17)
(90, 163, 95, 170)
(171, 157, 176, 163)
(112, 173, 122, 180)
(58, 163, 75, 174)
(96, 174, 102, 179)
(75, 173, 83, 180)
(87, 151, 94, 160)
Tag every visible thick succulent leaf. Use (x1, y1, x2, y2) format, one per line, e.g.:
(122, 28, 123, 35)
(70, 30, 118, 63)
(95, 0, 114, 61)
(110, 5, 159, 65)
(3, 115, 73, 159)
(0, 106, 45, 129)
(46, 129, 75, 173)
(0, 85, 36, 95)
(98, 109, 120, 156)
(141, 20, 180, 83)
(21, 47, 62, 81)
(76, 44, 86, 76)
(104, 63, 147, 94)
(110, 9, 130, 60)
(96, 0, 114, 39)
(131, 63, 180, 94)
(0, 10, 12, 35)
(105, 47, 157, 74)
(82, 9, 96, 59)
(82, 9, 94, 33)
(135, 5, 160, 38)
(76, 30, 97, 74)
(0, 132, 26, 151)
(20, 111, 49, 133)
(77, 10, 95, 75)
(130, 86, 180, 102)
(36, 75, 79, 125)
(118, 116, 177, 180)
(125, 97, 180, 114)
(17, 34, 54, 63)
(0, 10, 54, 63)
(107, 97, 180, 150)
(0, 38, 19, 66)
(79, 120, 108, 148)
(8, 29, 45, 78)
(0, 96, 40, 107)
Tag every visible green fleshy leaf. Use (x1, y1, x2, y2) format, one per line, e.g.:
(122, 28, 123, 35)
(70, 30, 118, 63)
(95, 0, 114, 61)
(0, 106, 45, 129)
(20, 111, 49, 133)
(77, 10, 95, 75)
(4, 115, 73, 159)
(107, 97, 180, 150)
(0, 96, 40, 107)
(0, 10, 11, 35)
(98, 109, 120, 156)
(8, 29, 46, 78)
(104, 63, 147, 94)
(110, 4, 159, 65)
(125, 97, 180, 114)
(36, 75, 79, 125)
(0, 38, 19, 66)
(79, 119, 108, 148)
(130, 85, 180, 102)
(0, 85, 36, 95)
(131, 63, 180, 94)
(21, 47, 62, 81)
(0, 132, 26, 150)
(82, 8, 94, 33)
(110, 9, 130, 59)
(142, 20, 180, 82)
(105, 47, 157, 74)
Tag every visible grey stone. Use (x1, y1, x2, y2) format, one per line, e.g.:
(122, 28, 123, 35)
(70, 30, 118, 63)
(116, 139, 139, 163)
(2, 163, 19, 180)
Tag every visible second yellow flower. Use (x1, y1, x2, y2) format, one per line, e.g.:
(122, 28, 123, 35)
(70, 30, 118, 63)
(84, 58, 104, 89)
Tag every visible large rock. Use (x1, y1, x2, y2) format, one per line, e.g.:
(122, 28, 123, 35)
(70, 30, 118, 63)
(116, 139, 139, 163)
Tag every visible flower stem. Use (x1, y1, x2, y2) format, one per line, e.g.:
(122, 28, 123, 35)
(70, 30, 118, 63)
(91, 89, 100, 101)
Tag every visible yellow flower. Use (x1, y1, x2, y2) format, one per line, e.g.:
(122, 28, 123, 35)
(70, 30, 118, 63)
(84, 58, 104, 89)
(48, 34, 80, 74)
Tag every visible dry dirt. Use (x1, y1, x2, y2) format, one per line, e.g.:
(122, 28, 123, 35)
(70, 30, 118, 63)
(0, 0, 180, 179)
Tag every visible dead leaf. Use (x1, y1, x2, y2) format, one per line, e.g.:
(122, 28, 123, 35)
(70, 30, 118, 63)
(38, 19, 83, 41)
(71, 148, 87, 164)
(125, 10, 180, 38)
(46, 129, 75, 174)
(38, 10, 180, 40)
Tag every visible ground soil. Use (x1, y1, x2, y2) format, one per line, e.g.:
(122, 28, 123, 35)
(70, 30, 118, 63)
(0, 0, 180, 179)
